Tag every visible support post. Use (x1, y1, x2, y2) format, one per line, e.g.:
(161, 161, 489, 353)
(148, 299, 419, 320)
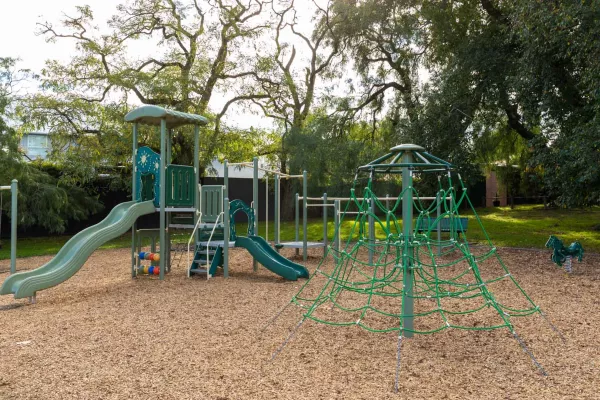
(368, 192, 375, 264)
(194, 125, 201, 265)
(386, 194, 390, 234)
(223, 159, 229, 202)
(323, 193, 328, 256)
(401, 153, 415, 338)
(302, 171, 308, 261)
(131, 122, 138, 278)
(10, 179, 17, 274)
(253, 157, 258, 271)
(167, 128, 173, 164)
(295, 193, 300, 256)
(334, 199, 340, 252)
(274, 174, 280, 248)
(266, 175, 269, 241)
(159, 118, 167, 280)
(224, 198, 229, 278)
(437, 191, 442, 256)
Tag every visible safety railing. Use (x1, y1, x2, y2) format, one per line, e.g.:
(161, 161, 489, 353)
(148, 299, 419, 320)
(203, 211, 224, 280)
(186, 212, 203, 278)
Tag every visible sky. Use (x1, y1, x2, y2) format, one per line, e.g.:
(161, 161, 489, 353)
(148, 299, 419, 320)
(2, 1, 115, 73)
(2, 0, 272, 131)
(0, 0, 328, 132)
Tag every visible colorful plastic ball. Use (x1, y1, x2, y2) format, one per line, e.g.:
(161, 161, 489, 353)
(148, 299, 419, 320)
(153, 267, 160, 275)
(145, 253, 153, 260)
(152, 253, 160, 262)
(143, 265, 150, 274)
(138, 252, 146, 260)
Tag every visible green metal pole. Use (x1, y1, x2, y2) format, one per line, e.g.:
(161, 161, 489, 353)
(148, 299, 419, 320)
(253, 157, 258, 271)
(223, 159, 229, 201)
(386, 194, 390, 233)
(274, 174, 280, 248)
(334, 199, 340, 252)
(265, 176, 269, 241)
(167, 128, 173, 164)
(131, 122, 138, 278)
(194, 125, 201, 252)
(303, 170, 308, 261)
(10, 179, 17, 274)
(223, 159, 229, 273)
(295, 193, 299, 256)
(323, 193, 327, 257)
(401, 151, 415, 338)
(224, 197, 229, 278)
(368, 183, 374, 264)
(159, 119, 167, 280)
(437, 191, 442, 256)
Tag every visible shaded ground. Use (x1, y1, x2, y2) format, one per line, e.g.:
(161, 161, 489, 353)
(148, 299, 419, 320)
(0, 246, 599, 399)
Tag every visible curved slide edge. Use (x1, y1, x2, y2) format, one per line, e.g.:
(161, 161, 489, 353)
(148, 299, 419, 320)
(247, 235, 309, 278)
(234, 236, 309, 280)
(1, 200, 156, 299)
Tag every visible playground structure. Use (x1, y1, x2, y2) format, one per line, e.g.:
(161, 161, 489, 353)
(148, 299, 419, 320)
(545, 234, 584, 273)
(268, 144, 564, 391)
(224, 158, 458, 261)
(0, 180, 17, 274)
(223, 159, 330, 262)
(0, 106, 308, 302)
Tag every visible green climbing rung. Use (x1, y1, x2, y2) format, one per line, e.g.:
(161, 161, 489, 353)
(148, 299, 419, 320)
(415, 217, 468, 233)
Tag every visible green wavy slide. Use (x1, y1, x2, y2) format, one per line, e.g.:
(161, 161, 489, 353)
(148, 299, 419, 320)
(235, 235, 310, 280)
(1, 200, 156, 299)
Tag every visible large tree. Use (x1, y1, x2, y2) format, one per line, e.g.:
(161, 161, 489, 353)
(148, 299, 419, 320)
(25, 0, 272, 175)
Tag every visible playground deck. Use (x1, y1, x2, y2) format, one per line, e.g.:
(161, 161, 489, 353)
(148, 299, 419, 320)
(0, 247, 599, 399)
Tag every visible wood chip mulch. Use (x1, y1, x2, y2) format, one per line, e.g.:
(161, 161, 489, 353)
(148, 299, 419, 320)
(0, 246, 599, 399)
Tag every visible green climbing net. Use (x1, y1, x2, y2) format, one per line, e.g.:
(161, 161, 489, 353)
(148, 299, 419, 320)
(268, 146, 562, 390)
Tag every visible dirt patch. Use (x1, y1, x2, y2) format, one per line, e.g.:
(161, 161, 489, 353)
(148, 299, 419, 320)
(0, 246, 598, 399)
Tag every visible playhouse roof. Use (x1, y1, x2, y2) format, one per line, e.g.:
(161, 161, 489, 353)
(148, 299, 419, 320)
(124, 105, 209, 128)
(357, 143, 454, 174)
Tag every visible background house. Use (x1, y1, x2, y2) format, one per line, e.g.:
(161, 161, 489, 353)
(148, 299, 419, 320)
(20, 132, 51, 161)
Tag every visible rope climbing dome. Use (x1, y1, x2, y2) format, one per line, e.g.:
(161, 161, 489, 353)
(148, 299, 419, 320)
(266, 144, 563, 391)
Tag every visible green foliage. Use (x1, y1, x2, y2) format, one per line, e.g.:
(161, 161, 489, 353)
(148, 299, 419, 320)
(1, 58, 104, 233)
(326, 0, 600, 207)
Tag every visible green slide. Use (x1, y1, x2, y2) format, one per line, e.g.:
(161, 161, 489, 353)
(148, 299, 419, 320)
(235, 235, 310, 280)
(0, 200, 156, 299)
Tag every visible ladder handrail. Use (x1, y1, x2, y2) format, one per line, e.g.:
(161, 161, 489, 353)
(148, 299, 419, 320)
(204, 211, 224, 280)
(186, 212, 203, 278)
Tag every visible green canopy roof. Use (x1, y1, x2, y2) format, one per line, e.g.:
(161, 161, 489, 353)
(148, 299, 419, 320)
(357, 143, 454, 174)
(124, 105, 209, 128)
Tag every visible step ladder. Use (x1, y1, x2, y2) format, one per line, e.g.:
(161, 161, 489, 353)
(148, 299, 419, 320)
(189, 225, 225, 277)
(187, 185, 226, 279)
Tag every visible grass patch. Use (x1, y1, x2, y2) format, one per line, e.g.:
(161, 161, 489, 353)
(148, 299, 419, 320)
(1, 205, 599, 260)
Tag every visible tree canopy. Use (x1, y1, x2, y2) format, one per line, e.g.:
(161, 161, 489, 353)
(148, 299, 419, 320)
(3, 0, 599, 222)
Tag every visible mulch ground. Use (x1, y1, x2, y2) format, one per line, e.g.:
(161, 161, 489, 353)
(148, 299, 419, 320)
(0, 245, 599, 400)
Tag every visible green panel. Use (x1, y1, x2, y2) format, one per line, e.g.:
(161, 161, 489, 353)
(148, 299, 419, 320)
(166, 165, 195, 207)
(140, 173, 156, 202)
(201, 185, 223, 222)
